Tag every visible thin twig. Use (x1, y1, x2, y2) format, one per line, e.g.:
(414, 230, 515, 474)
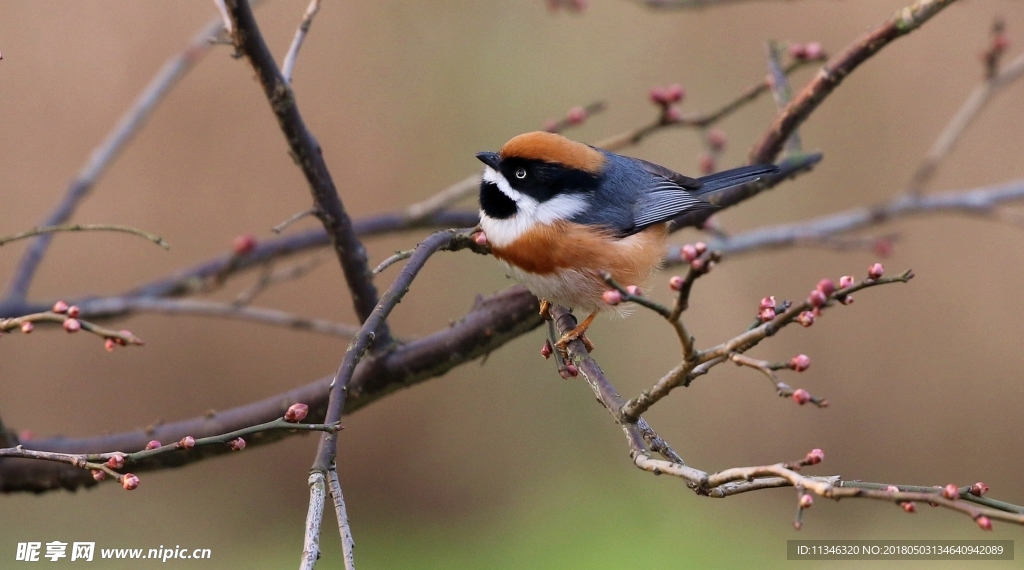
(281, 0, 322, 84)
(372, 249, 415, 275)
(303, 229, 484, 557)
(621, 270, 914, 421)
(328, 466, 357, 570)
(0, 224, 168, 249)
(86, 297, 360, 339)
(301, 471, 326, 570)
(272, 207, 319, 234)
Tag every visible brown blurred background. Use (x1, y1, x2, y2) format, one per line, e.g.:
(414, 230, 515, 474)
(2, 0, 1024, 568)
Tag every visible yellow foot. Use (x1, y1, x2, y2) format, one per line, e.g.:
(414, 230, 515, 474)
(539, 299, 552, 320)
(554, 312, 597, 354)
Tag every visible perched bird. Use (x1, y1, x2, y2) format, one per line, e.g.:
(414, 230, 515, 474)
(476, 131, 777, 352)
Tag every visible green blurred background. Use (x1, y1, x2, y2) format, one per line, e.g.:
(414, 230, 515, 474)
(2, 0, 1024, 567)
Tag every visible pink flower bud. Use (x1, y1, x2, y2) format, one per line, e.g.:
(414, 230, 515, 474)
(799, 494, 814, 508)
(541, 340, 553, 359)
(104, 339, 116, 352)
(901, 501, 917, 513)
(886, 485, 900, 494)
(791, 388, 810, 405)
(473, 232, 488, 246)
(977, 515, 993, 531)
(228, 437, 246, 451)
(284, 403, 309, 423)
(52, 300, 69, 314)
(665, 83, 685, 103)
(20, 322, 33, 334)
(669, 276, 684, 291)
(970, 482, 989, 496)
(839, 275, 855, 288)
(63, 318, 81, 333)
(806, 448, 824, 464)
(680, 244, 698, 262)
(145, 440, 161, 451)
(561, 363, 579, 378)
(816, 279, 835, 296)
(664, 104, 682, 123)
(759, 296, 776, 311)
(791, 354, 810, 372)
(649, 86, 668, 105)
(993, 35, 1010, 52)
(788, 43, 807, 59)
(942, 484, 959, 500)
(694, 242, 707, 255)
(602, 289, 622, 306)
(803, 41, 824, 59)
(808, 290, 827, 308)
(838, 295, 854, 305)
(793, 521, 802, 531)
(706, 128, 727, 151)
(698, 153, 715, 175)
(759, 308, 776, 323)
(868, 263, 884, 279)
(232, 233, 257, 256)
(566, 106, 588, 125)
(92, 470, 106, 482)
(106, 455, 125, 470)
(625, 285, 641, 296)
(121, 473, 140, 491)
(690, 258, 704, 271)
(67, 305, 81, 318)
(180, 436, 196, 449)
(797, 311, 815, 327)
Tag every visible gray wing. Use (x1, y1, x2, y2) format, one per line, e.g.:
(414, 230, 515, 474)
(634, 158, 703, 190)
(629, 178, 718, 233)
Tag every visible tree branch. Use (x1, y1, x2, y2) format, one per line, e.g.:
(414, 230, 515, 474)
(749, 0, 959, 164)
(224, 0, 389, 346)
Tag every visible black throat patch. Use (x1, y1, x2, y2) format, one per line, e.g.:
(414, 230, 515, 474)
(479, 181, 517, 219)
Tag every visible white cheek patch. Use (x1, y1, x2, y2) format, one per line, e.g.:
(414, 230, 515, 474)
(479, 167, 589, 248)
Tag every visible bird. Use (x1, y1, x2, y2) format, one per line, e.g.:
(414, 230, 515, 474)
(475, 131, 778, 353)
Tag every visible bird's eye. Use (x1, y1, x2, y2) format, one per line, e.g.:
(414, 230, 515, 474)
(515, 168, 527, 179)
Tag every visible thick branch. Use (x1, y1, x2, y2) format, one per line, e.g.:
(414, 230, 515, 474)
(0, 286, 541, 493)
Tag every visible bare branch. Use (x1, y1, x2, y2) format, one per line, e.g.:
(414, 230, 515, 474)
(282, 0, 323, 84)
(749, 0, 959, 164)
(696, 178, 1024, 258)
(328, 467, 357, 570)
(0, 285, 542, 493)
(0, 224, 169, 249)
(92, 297, 360, 339)
(224, 0, 389, 346)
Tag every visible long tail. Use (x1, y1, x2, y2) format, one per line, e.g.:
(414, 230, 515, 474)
(694, 164, 779, 195)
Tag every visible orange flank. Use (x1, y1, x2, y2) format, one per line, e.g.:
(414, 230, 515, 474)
(490, 221, 667, 285)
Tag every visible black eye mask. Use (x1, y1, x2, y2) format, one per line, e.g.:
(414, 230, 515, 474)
(479, 180, 518, 219)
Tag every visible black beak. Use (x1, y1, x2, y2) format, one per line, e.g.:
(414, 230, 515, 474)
(475, 151, 501, 170)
